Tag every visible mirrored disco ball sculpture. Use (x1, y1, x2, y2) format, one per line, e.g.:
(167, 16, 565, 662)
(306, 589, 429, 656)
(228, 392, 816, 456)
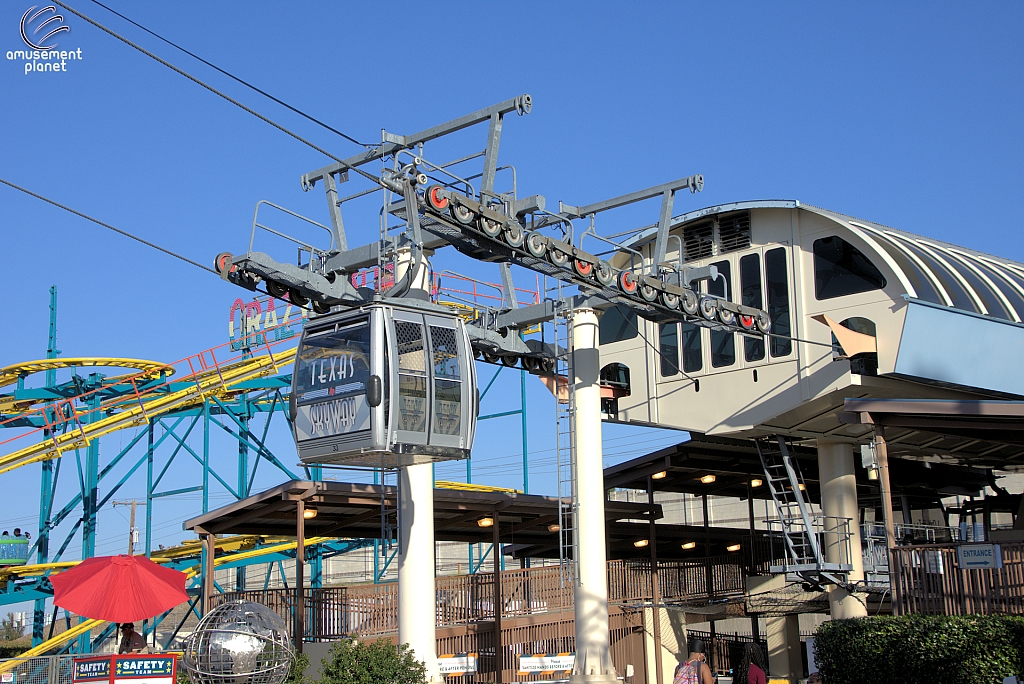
(183, 600, 294, 684)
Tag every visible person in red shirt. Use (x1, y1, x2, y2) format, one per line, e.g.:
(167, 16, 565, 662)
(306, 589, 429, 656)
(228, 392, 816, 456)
(734, 643, 767, 684)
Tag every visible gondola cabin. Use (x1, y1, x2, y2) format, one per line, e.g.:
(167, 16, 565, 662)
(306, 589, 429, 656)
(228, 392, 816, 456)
(291, 303, 477, 467)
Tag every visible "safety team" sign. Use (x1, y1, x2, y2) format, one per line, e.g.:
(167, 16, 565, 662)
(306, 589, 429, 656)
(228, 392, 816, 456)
(73, 655, 177, 684)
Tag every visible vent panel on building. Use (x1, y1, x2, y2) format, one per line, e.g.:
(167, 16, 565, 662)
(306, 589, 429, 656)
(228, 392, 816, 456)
(683, 221, 714, 261)
(717, 211, 752, 253)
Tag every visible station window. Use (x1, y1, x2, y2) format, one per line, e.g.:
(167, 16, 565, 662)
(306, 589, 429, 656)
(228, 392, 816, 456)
(813, 236, 887, 300)
(659, 323, 679, 377)
(740, 253, 765, 362)
(709, 260, 735, 368)
(765, 248, 792, 358)
(599, 305, 639, 345)
(682, 323, 702, 373)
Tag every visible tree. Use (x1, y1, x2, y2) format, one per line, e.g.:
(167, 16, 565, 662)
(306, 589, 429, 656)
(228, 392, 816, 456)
(0, 613, 24, 641)
(318, 638, 426, 684)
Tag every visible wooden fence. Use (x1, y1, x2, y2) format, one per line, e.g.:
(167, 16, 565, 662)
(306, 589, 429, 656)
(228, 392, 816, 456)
(215, 556, 747, 640)
(212, 555, 748, 682)
(891, 541, 1024, 616)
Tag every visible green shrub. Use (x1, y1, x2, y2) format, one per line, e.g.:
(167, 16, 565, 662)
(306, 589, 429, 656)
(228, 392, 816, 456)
(814, 614, 1024, 684)
(285, 652, 310, 684)
(317, 638, 426, 684)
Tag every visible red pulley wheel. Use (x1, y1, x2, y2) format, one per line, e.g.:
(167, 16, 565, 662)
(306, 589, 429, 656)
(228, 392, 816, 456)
(215, 252, 236, 274)
(739, 315, 756, 329)
(426, 185, 449, 211)
(620, 270, 638, 294)
(574, 259, 593, 277)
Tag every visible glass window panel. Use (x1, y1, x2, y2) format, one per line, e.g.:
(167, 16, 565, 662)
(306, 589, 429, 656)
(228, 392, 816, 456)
(397, 375, 428, 432)
(709, 260, 735, 368)
(682, 323, 702, 373)
(740, 253, 765, 362)
(659, 323, 679, 377)
(599, 306, 639, 345)
(813, 236, 887, 300)
(395, 321, 427, 374)
(433, 379, 462, 436)
(765, 248, 792, 358)
(395, 320, 428, 433)
(430, 326, 461, 380)
(294, 320, 371, 406)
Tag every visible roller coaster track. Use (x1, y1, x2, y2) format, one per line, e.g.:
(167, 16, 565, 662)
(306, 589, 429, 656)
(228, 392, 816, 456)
(0, 344, 296, 476)
(0, 534, 341, 664)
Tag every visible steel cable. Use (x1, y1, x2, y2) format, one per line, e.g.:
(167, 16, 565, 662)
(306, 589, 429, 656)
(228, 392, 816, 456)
(87, 0, 370, 149)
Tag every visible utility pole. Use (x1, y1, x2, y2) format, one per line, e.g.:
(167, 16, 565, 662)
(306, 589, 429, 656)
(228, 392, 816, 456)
(112, 500, 144, 555)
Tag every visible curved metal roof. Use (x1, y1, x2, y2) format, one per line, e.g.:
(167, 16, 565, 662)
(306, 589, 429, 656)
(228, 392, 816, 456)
(631, 200, 1024, 324)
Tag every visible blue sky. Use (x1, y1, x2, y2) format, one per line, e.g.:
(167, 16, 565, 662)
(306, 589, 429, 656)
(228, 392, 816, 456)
(1, 1, 1022, 605)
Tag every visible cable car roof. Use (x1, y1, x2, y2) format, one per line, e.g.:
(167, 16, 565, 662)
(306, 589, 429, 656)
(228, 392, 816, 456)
(627, 200, 1024, 324)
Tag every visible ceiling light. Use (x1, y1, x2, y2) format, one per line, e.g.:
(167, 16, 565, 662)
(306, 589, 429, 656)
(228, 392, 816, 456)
(798, 483, 806, 491)
(652, 471, 667, 480)
(633, 539, 649, 548)
(867, 468, 879, 481)
(750, 478, 763, 488)
(700, 474, 716, 484)
(681, 541, 696, 550)
(302, 506, 318, 520)
(726, 543, 741, 552)
(547, 524, 561, 533)
(477, 517, 494, 528)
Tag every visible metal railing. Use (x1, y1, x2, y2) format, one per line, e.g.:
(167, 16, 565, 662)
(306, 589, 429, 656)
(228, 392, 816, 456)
(0, 654, 76, 684)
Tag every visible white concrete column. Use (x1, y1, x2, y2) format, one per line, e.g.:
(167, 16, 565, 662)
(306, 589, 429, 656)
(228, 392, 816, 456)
(817, 439, 867, 618)
(571, 309, 617, 683)
(766, 614, 802, 683)
(398, 463, 439, 681)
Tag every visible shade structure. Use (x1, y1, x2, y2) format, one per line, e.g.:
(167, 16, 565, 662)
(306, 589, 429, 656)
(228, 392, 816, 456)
(50, 555, 188, 623)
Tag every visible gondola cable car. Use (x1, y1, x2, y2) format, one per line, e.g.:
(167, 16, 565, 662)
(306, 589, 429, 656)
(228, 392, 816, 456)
(290, 302, 477, 468)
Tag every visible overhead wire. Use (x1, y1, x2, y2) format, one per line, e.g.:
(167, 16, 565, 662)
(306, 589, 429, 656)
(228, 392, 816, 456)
(50, 1, 381, 185)
(0, 177, 215, 275)
(86, 0, 370, 149)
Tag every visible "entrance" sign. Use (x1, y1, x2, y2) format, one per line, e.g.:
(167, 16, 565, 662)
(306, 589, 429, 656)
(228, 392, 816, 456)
(957, 543, 1003, 569)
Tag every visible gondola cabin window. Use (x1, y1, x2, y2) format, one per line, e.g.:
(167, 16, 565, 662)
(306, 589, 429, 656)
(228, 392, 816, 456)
(395, 320, 428, 433)
(430, 325, 462, 436)
(293, 320, 371, 440)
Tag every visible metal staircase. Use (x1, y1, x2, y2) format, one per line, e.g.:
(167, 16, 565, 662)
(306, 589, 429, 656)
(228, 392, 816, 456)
(756, 436, 852, 585)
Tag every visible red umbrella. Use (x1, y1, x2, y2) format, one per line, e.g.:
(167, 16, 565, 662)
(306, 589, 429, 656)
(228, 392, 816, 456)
(50, 555, 189, 623)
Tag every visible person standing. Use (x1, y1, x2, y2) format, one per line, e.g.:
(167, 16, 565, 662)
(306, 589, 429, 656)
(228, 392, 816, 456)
(118, 623, 146, 653)
(733, 643, 767, 684)
(672, 639, 715, 684)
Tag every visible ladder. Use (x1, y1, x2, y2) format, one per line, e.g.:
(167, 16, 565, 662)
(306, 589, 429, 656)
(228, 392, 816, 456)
(756, 436, 849, 584)
(552, 279, 577, 589)
(377, 464, 399, 580)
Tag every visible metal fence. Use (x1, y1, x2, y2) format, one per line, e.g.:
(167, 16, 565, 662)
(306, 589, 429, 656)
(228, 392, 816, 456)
(891, 541, 1024, 616)
(686, 630, 767, 676)
(0, 654, 76, 684)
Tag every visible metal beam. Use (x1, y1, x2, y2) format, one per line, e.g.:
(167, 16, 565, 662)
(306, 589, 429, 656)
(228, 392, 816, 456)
(301, 95, 532, 187)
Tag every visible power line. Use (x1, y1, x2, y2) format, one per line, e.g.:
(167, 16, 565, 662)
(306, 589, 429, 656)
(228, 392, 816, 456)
(52, 0, 378, 184)
(86, 0, 369, 149)
(0, 177, 215, 274)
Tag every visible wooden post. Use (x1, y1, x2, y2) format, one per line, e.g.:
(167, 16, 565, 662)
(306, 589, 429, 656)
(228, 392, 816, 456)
(295, 499, 305, 653)
(873, 426, 897, 614)
(492, 509, 502, 684)
(201, 529, 215, 616)
(647, 476, 664, 684)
